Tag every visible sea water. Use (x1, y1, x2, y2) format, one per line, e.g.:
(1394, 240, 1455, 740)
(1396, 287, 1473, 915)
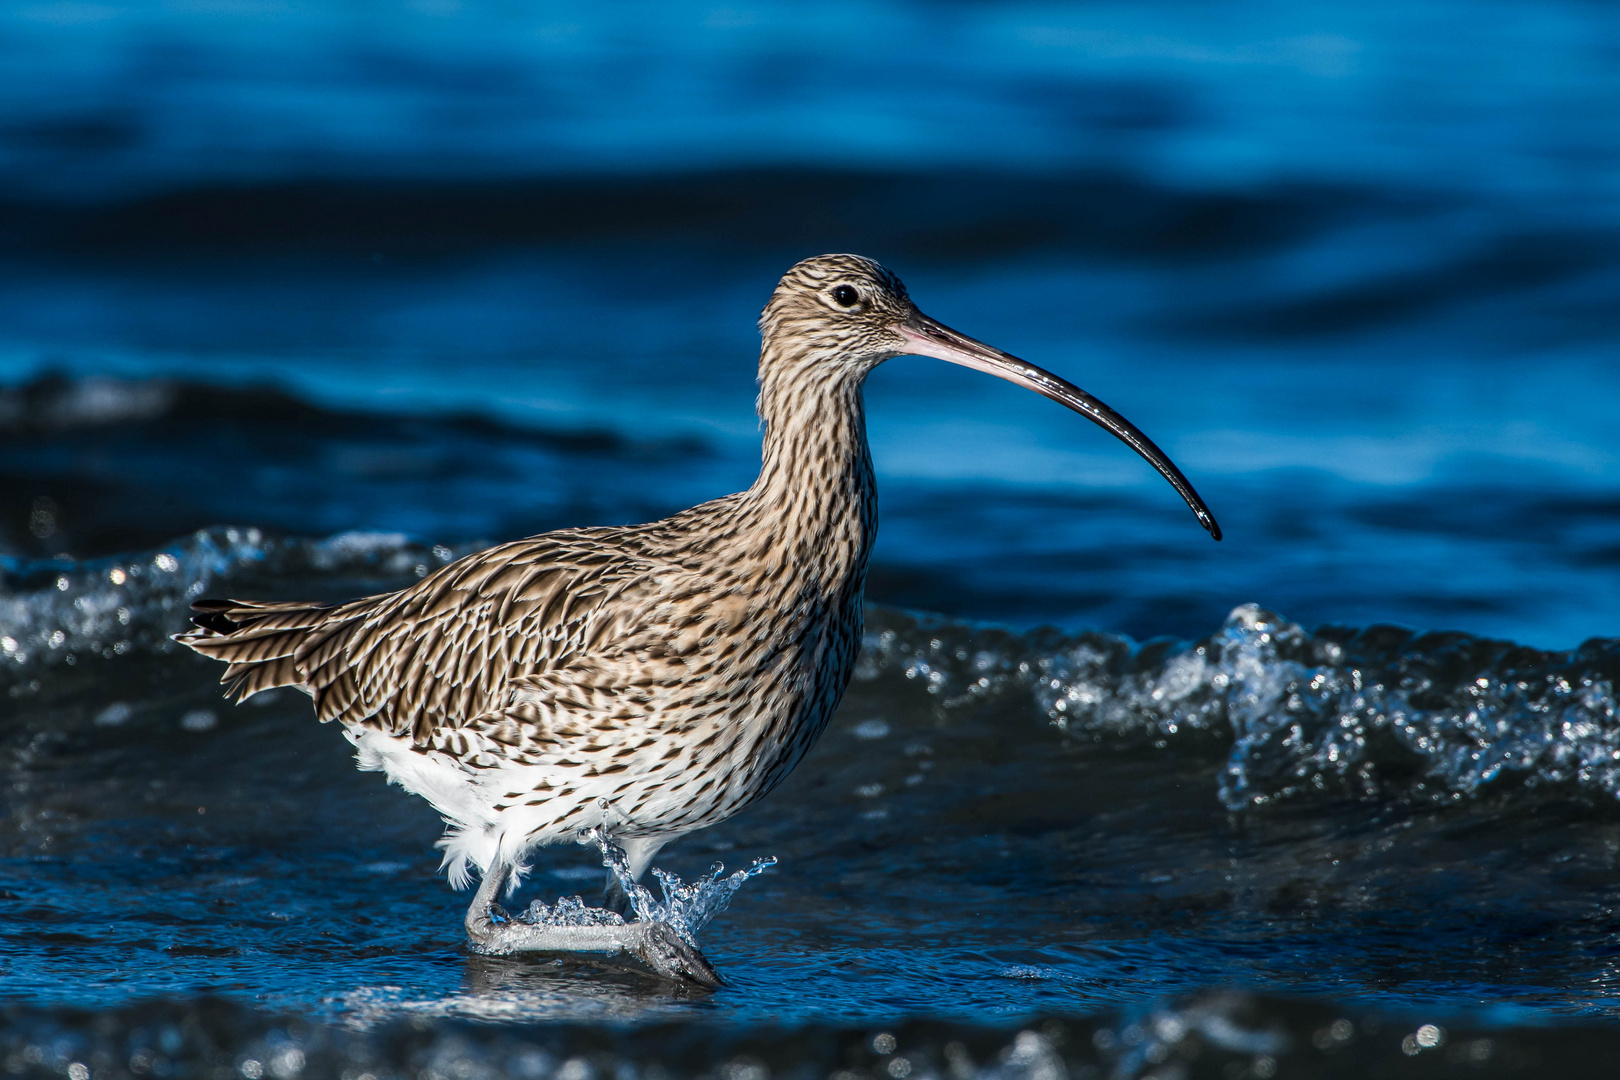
(4, 1, 1620, 1076)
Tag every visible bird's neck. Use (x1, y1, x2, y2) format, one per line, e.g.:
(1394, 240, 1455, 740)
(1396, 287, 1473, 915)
(740, 365, 877, 585)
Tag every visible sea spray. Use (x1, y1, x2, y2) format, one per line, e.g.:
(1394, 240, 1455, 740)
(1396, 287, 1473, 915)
(8, 529, 1620, 811)
(518, 829, 776, 947)
(858, 604, 1620, 810)
(0, 527, 470, 682)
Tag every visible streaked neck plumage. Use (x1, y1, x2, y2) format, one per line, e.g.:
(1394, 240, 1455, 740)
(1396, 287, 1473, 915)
(739, 338, 879, 593)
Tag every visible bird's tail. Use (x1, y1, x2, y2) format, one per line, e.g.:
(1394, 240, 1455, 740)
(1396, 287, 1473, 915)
(175, 599, 342, 703)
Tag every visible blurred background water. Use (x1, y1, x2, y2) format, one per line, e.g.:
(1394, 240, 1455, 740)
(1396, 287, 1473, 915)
(2, 2, 1620, 1077)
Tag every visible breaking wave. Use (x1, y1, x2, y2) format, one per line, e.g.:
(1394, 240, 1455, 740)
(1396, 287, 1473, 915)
(857, 605, 1620, 810)
(0, 526, 469, 681)
(5, 528, 1618, 812)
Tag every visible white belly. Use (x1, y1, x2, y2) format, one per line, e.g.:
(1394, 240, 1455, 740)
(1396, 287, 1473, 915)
(344, 725, 665, 889)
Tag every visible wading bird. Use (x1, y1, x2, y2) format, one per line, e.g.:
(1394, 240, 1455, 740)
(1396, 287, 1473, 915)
(178, 254, 1219, 986)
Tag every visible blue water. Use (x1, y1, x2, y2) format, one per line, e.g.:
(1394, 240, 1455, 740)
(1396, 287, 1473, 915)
(3, 2, 1620, 1076)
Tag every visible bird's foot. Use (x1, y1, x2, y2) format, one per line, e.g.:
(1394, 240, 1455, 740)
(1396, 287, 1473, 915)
(465, 904, 721, 988)
(630, 921, 723, 988)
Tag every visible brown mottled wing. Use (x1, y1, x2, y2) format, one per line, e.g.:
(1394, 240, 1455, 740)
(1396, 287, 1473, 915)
(180, 528, 658, 744)
(418, 678, 608, 770)
(308, 532, 658, 741)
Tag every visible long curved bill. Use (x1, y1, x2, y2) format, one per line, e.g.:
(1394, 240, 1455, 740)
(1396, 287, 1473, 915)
(898, 312, 1222, 541)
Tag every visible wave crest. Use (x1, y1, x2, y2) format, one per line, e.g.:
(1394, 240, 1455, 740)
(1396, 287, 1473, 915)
(6, 528, 1618, 811)
(0, 527, 464, 679)
(858, 604, 1620, 810)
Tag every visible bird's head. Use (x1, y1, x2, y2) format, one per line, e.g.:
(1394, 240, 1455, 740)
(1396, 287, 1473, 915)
(758, 253, 918, 372)
(758, 253, 1221, 540)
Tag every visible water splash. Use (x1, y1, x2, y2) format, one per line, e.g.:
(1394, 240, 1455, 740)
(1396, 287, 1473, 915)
(859, 604, 1620, 811)
(516, 893, 628, 929)
(10, 526, 1620, 813)
(0, 527, 469, 688)
(516, 830, 775, 947)
(1205, 608, 1620, 811)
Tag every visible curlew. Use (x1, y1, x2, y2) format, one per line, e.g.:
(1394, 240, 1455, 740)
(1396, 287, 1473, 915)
(178, 254, 1219, 986)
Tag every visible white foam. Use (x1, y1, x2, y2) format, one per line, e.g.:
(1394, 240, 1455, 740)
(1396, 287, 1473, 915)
(859, 603, 1620, 810)
(0, 527, 466, 684)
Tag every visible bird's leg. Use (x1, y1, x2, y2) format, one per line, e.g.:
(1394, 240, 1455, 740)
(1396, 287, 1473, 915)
(464, 858, 721, 988)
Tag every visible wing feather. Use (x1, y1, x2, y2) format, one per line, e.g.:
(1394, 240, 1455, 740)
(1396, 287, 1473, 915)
(176, 528, 666, 743)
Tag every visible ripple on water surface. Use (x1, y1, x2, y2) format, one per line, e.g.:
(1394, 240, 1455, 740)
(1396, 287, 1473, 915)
(4, 532, 1620, 1034)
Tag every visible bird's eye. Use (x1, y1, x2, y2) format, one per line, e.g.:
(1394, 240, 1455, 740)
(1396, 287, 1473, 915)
(831, 285, 859, 307)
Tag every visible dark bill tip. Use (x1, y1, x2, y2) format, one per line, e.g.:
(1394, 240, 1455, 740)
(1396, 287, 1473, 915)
(897, 314, 1222, 541)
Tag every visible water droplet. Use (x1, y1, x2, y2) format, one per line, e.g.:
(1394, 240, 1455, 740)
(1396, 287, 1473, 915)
(181, 709, 218, 732)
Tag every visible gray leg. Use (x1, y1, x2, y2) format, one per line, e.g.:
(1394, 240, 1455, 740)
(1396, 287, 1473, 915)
(465, 859, 721, 988)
